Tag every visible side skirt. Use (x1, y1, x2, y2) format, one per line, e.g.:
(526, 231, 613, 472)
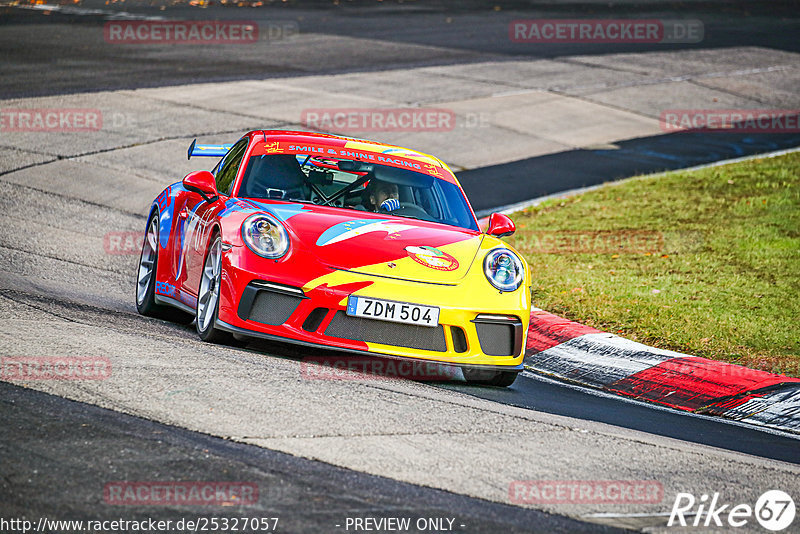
(154, 294, 196, 316)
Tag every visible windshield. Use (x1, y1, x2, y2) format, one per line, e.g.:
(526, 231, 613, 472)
(236, 153, 478, 231)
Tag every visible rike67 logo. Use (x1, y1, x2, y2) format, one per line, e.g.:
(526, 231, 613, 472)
(669, 490, 795, 531)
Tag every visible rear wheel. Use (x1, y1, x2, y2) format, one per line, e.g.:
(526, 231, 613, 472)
(462, 368, 518, 387)
(196, 235, 231, 343)
(136, 213, 193, 324)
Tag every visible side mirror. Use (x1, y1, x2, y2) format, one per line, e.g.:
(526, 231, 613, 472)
(486, 213, 515, 237)
(182, 171, 219, 203)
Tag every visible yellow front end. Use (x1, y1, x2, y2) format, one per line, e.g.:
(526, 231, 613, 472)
(304, 235, 531, 369)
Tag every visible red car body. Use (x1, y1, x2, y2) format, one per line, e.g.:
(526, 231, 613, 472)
(137, 130, 529, 385)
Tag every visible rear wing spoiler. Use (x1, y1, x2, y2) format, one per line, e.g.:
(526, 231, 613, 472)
(187, 139, 233, 160)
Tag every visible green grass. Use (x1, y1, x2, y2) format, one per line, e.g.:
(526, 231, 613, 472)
(506, 151, 800, 377)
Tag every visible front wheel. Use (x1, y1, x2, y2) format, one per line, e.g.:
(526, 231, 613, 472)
(196, 235, 231, 343)
(462, 368, 518, 387)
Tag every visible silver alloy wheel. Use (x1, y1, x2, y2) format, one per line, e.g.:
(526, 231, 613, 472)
(197, 237, 222, 332)
(136, 217, 158, 305)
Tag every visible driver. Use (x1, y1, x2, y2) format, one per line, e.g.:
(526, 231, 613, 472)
(364, 179, 400, 212)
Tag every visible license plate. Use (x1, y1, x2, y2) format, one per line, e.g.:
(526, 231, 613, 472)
(346, 296, 439, 328)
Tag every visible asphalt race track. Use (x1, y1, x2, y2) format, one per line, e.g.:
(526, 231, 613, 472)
(1, 381, 614, 534)
(1, 1, 800, 533)
(2, 0, 799, 99)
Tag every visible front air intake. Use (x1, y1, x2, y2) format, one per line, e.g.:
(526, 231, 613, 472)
(238, 281, 306, 325)
(472, 314, 523, 357)
(325, 312, 447, 352)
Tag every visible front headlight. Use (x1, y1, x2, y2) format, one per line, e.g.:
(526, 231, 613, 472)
(242, 213, 289, 259)
(483, 248, 524, 292)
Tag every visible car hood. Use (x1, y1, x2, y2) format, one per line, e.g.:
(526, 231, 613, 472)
(244, 200, 484, 285)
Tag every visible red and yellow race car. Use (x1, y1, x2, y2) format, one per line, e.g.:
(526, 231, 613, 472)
(136, 131, 529, 386)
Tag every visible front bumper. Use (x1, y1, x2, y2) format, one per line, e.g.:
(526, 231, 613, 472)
(215, 318, 523, 373)
(217, 266, 529, 369)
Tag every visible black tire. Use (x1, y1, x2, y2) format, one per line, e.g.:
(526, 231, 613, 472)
(195, 234, 231, 343)
(462, 368, 518, 387)
(136, 212, 194, 325)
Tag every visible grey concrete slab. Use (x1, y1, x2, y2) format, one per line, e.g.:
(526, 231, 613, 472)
(575, 80, 766, 121)
(73, 137, 238, 185)
(0, 250, 132, 310)
(121, 66, 655, 170)
(695, 67, 800, 107)
(1, 159, 163, 215)
(4, 46, 795, 178)
(564, 46, 800, 78)
(444, 91, 662, 149)
(0, 214, 132, 276)
(0, 91, 261, 158)
(420, 59, 656, 93)
(0, 147, 55, 174)
(125, 79, 571, 169)
(129, 79, 389, 126)
(0, 178, 134, 228)
(275, 67, 511, 106)
(0, 182, 142, 276)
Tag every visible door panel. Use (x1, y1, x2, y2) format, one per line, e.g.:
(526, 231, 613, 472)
(183, 199, 223, 295)
(182, 138, 249, 296)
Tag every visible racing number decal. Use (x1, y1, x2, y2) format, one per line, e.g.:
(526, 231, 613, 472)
(190, 206, 215, 253)
(156, 186, 171, 211)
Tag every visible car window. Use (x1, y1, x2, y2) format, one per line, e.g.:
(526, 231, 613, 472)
(214, 138, 248, 196)
(237, 153, 478, 231)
